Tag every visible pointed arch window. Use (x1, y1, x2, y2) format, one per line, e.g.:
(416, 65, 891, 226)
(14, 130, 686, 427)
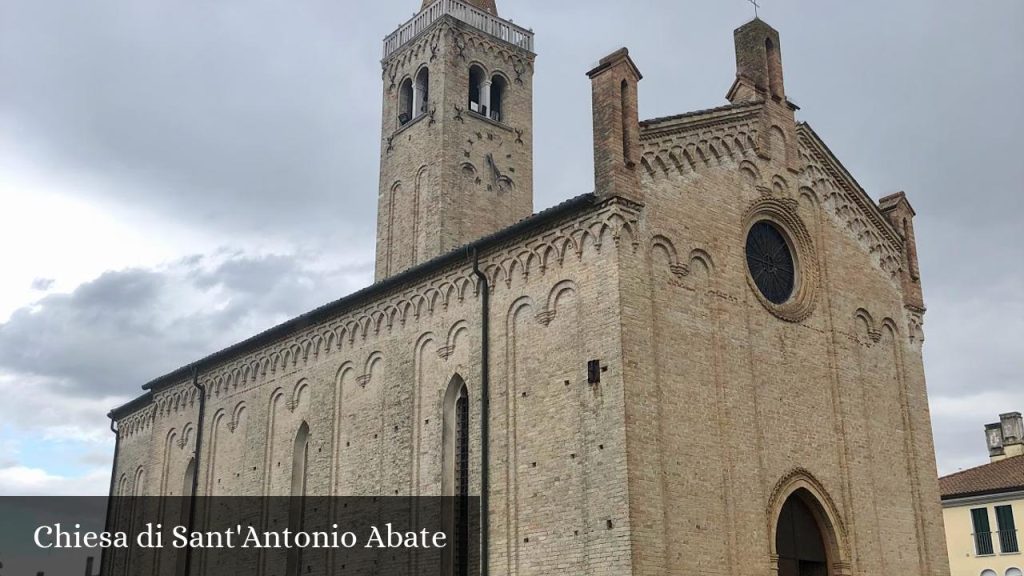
(442, 376, 470, 576)
(620, 79, 631, 164)
(291, 422, 310, 498)
(455, 389, 469, 497)
(765, 37, 782, 99)
(489, 74, 507, 122)
(454, 384, 469, 576)
(287, 422, 310, 576)
(175, 458, 196, 576)
(399, 78, 414, 126)
(182, 458, 196, 498)
(414, 67, 430, 117)
(124, 467, 146, 576)
(443, 377, 470, 497)
(468, 65, 487, 115)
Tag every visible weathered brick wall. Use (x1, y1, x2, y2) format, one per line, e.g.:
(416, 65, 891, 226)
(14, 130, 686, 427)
(110, 199, 641, 576)
(626, 91, 948, 574)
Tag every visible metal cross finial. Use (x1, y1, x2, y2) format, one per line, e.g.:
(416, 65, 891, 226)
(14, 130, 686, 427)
(748, 0, 761, 17)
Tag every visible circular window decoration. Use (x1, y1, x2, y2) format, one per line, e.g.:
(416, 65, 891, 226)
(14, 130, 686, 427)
(746, 221, 795, 304)
(742, 198, 818, 322)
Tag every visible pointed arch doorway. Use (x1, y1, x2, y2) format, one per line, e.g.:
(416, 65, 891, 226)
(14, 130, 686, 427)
(775, 492, 828, 576)
(768, 470, 850, 576)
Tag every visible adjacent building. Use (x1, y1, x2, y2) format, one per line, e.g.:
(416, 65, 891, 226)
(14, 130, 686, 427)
(941, 413, 1024, 576)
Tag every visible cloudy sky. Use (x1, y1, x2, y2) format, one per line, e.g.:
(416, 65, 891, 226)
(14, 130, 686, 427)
(1, 0, 1021, 495)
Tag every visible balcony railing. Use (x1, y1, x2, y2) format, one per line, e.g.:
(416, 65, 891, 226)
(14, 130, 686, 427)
(999, 529, 1020, 554)
(974, 530, 1021, 556)
(383, 0, 534, 60)
(975, 531, 995, 556)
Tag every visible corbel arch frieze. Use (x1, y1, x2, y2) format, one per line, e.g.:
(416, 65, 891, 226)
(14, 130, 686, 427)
(639, 120, 760, 182)
(852, 307, 908, 347)
(797, 130, 903, 281)
(647, 234, 716, 286)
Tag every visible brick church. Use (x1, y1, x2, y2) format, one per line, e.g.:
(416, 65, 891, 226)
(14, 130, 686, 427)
(108, 0, 951, 574)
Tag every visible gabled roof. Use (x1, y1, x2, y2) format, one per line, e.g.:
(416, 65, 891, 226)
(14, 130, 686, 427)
(796, 122, 903, 249)
(939, 456, 1024, 500)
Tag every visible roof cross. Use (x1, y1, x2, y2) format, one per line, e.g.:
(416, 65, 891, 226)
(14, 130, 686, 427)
(748, 0, 761, 17)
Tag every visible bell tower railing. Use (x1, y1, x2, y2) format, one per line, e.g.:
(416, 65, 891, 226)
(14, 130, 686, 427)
(383, 0, 533, 60)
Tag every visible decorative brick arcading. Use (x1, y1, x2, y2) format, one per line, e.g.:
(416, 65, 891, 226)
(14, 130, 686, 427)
(797, 125, 903, 280)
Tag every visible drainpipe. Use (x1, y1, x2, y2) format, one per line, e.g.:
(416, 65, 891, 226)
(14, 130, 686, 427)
(100, 417, 120, 575)
(183, 365, 206, 576)
(470, 249, 490, 576)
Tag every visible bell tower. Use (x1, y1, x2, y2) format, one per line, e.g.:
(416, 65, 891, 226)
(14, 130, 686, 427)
(375, 0, 535, 280)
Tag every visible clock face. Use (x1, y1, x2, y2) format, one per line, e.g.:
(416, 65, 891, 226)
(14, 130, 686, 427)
(460, 129, 517, 195)
(745, 221, 795, 304)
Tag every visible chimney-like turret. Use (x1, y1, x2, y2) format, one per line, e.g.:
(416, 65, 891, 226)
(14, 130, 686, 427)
(727, 18, 786, 105)
(726, 18, 799, 172)
(587, 48, 643, 203)
(987, 412, 1023, 462)
(880, 191, 925, 312)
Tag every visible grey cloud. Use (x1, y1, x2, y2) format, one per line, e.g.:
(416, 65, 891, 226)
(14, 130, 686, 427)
(0, 253, 370, 399)
(31, 278, 55, 291)
(0, 0, 386, 244)
(192, 253, 302, 293)
(77, 450, 114, 468)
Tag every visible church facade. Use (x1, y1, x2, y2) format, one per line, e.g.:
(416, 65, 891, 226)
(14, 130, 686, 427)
(107, 1, 951, 574)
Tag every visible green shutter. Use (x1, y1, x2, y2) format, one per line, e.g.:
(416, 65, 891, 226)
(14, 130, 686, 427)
(996, 505, 1017, 531)
(972, 508, 995, 555)
(972, 508, 992, 532)
(996, 505, 1019, 554)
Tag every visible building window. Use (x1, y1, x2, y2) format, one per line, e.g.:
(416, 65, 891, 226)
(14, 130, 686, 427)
(454, 388, 469, 575)
(442, 375, 470, 576)
(1006, 569, 1022, 576)
(175, 459, 196, 576)
(399, 78, 414, 126)
(454, 389, 469, 497)
(765, 37, 782, 99)
(489, 74, 507, 122)
(996, 505, 1019, 554)
(468, 65, 486, 115)
(287, 422, 310, 576)
(973, 507, 996, 556)
(745, 220, 796, 304)
(982, 571, 998, 576)
(414, 67, 430, 117)
(620, 80, 631, 163)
